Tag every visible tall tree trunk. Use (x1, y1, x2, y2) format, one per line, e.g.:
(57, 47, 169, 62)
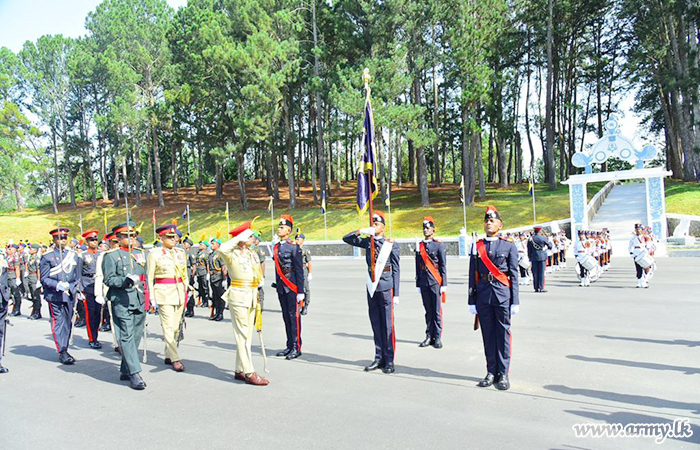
(545, 0, 557, 190)
(461, 103, 475, 205)
(237, 151, 247, 210)
(432, 39, 440, 186)
(284, 96, 296, 209)
(309, 101, 318, 202)
(151, 122, 164, 207)
(215, 161, 224, 200)
(133, 138, 142, 207)
(311, 0, 327, 199)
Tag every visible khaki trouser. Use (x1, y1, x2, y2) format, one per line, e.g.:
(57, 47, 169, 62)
(158, 303, 185, 361)
(230, 303, 256, 374)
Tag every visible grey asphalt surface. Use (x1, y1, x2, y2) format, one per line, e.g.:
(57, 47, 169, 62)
(1, 256, 699, 450)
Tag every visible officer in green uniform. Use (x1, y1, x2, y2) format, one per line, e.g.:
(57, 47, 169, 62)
(194, 241, 210, 308)
(207, 238, 227, 321)
(101, 221, 148, 390)
(27, 244, 42, 319)
(295, 233, 312, 315)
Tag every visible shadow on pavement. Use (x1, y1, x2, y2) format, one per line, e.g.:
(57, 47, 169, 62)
(545, 385, 700, 415)
(596, 335, 700, 348)
(333, 331, 422, 346)
(567, 354, 700, 375)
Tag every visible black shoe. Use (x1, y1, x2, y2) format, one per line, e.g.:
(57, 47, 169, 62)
(276, 348, 292, 357)
(119, 373, 129, 381)
(214, 313, 223, 322)
(58, 351, 75, 365)
(382, 362, 395, 374)
(89, 341, 102, 349)
(184, 311, 194, 318)
(10, 310, 20, 317)
(300, 305, 308, 315)
(74, 319, 86, 328)
(496, 373, 510, 390)
(418, 337, 432, 347)
(0, 365, 8, 374)
(477, 373, 495, 387)
(28, 313, 40, 320)
(285, 349, 301, 360)
(539, 289, 547, 293)
(432, 338, 443, 349)
(99, 323, 111, 332)
(364, 359, 384, 371)
(129, 373, 146, 390)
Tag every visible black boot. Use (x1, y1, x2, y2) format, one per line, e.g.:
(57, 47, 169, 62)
(129, 373, 146, 390)
(418, 336, 432, 347)
(496, 373, 510, 390)
(364, 359, 384, 371)
(276, 348, 291, 357)
(477, 373, 495, 387)
(432, 337, 443, 349)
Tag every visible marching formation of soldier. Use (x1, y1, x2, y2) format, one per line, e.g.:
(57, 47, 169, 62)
(0, 206, 659, 391)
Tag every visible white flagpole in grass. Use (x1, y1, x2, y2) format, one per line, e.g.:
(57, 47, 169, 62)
(225, 201, 230, 233)
(460, 176, 467, 234)
(187, 204, 191, 235)
(269, 197, 274, 241)
(530, 171, 537, 225)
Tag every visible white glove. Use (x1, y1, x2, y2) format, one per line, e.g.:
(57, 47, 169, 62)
(56, 281, 70, 292)
(151, 298, 158, 308)
(393, 296, 399, 305)
(24, 270, 28, 277)
(222, 280, 228, 289)
(469, 305, 477, 315)
(440, 286, 447, 294)
(416, 287, 421, 293)
(511, 305, 520, 315)
(415, 237, 421, 252)
(14, 278, 21, 287)
(127, 274, 141, 285)
(206, 273, 211, 281)
(359, 227, 376, 236)
(307, 273, 313, 281)
(35, 280, 41, 289)
(296, 293, 305, 303)
(95, 296, 105, 305)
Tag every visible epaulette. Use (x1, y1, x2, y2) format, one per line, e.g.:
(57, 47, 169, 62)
(433, 238, 442, 243)
(104, 248, 119, 255)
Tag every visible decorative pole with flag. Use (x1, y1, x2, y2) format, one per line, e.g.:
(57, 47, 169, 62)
(357, 68, 379, 281)
(225, 201, 230, 233)
(529, 170, 537, 224)
(186, 204, 191, 236)
(103, 209, 108, 235)
(321, 191, 327, 241)
(152, 209, 157, 241)
(267, 196, 274, 240)
(79, 214, 83, 236)
(460, 175, 467, 234)
(385, 191, 392, 238)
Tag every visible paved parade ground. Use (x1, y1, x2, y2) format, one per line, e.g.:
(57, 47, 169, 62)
(1, 256, 699, 450)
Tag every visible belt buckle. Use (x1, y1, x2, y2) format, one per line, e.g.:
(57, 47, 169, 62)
(487, 273, 495, 283)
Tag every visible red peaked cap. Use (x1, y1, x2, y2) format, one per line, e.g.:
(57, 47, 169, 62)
(484, 205, 501, 221)
(372, 211, 386, 224)
(279, 214, 294, 228)
(423, 216, 436, 227)
(81, 229, 99, 239)
(156, 224, 179, 237)
(229, 221, 252, 237)
(49, 227, 70, 237)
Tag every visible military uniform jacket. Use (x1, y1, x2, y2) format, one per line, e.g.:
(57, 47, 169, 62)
(415, 239, 447, 288)
(207, 250, 225, 283)
(300, 247, 312, 276)
(468, 237, 519, 306)
(195, 249, 209, 276)
(527, 234, 552, 261)
(6, 252, 20, 279)
(102, 248, 147, 312)
(219, 239, 262, 308)
(343, 232, 401, 296)
(273, 240, 305, 296)
(147, 247, 189, 306)
(79, 249, 100, 295)
(40, 248, 83, 304)
(27, 253, 41, 284)
(0, 266, 10, 304)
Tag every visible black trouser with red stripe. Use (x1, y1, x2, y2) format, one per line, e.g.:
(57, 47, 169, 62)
(476, 298, 512, 376)
(367, 290, 394, 364)
(419, 284, 442, 339)
(48, 301, 73, 353)
(82, 292, 100, 343)
(278, 290, 301, 351)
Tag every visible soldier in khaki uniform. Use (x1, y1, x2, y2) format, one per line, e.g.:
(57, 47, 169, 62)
(219, 222, 268, 386)
(147, 224, 189, 372)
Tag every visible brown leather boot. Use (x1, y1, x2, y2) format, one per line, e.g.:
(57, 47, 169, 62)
(244, 372, 269, 386)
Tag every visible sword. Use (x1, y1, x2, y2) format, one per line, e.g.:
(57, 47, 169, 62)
(255, 301, 269, 373)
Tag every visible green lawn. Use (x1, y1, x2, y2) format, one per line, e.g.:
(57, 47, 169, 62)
(665, 180, 700, 216)
(0, 181, 608, 245)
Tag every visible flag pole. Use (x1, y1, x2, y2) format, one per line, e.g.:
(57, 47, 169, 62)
(364, 68, 375, 282)
(387, 193, 392, 239)
(270, 197, 274, 241)
(79, 214, 83, 236)
(531, 170, 537, 225)
(225, 201, 230, 233)
(187, 204, 191, 236)
(103, 210, 108, 235)
(324, 211, 328, 241)
(461, 175, 467, 234)
(152, 209, 157, 242)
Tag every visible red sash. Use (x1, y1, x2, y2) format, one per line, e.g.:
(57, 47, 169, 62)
(476, 240, 511, 287)
(274, 243, 298, 294)
(419, 242, 446, 303)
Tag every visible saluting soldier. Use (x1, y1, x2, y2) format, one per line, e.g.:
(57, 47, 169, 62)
(79, 230, 103, 349)
(40, 227, 83, 365)
(27, 244, 43, 320)
(0, 251, 11, 373)
(527, 226, 552, 293)
(468, 206, 519, 391)
(343, 210, 400, 374)
(147, 224, 189, 372)
(6, 244, 22, 316)
(415, 216, 447, 349)
(194, 241, 210, 308)
(219, 222, 269, 386)
(273, 215, 305, 360)
(207, 238, 227, 321)
(295, 233, 313, 316)
(102, 221, 148, 390)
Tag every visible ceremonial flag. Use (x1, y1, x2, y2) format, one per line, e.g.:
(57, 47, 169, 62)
(385, 192, 391, 208)
(267, 197, 274, 213)
(356, 96, 378, 214)
(181, 206, 188, 219)
(225, 202, 229, 221)
(152, 209, 157, 225)
(135, 221, 144, 234)
(320, 192, 327, 215)
(103, 210, 108, 228)
(459, 176, 465, 204)
(528, 178, 534, 196)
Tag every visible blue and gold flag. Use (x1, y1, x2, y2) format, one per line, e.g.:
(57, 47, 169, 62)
(528, 178, 534, 196)
(459, 176, 465, 204)
(357, 98, 378, 214)
(320, 191, 327, 214)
